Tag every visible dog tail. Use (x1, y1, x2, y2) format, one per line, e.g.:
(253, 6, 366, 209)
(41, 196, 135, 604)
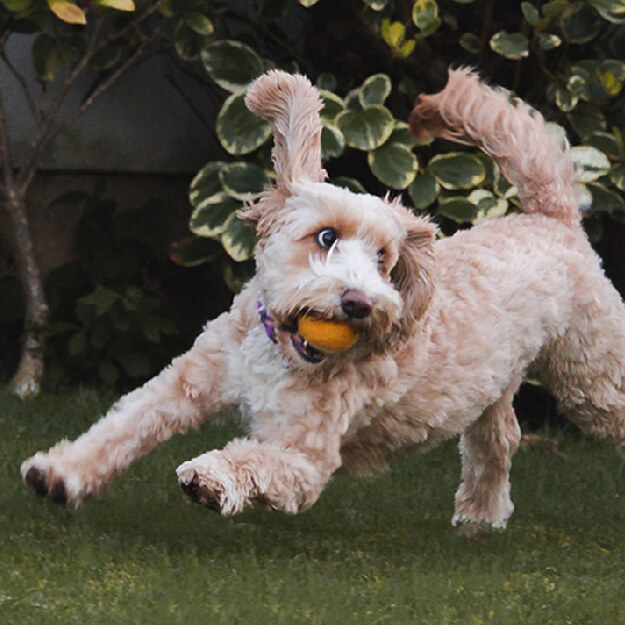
(410, 68, 580, 225)
(245, 70, 326, 190)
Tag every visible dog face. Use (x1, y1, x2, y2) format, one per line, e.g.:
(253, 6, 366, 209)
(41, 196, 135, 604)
(243, 71, 436, 365)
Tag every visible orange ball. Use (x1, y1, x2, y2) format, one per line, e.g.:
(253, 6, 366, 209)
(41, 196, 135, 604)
(297, 316, 361, 354)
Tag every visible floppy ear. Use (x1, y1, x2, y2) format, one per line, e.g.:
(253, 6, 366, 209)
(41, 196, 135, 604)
(245, 70, 326, 192)
(389, 213, 436, 345)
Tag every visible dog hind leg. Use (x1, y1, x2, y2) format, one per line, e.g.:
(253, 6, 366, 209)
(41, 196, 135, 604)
(452, 377, 522, 535)
(536, 272, 625, 453)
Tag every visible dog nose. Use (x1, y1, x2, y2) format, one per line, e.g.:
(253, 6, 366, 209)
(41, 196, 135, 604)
(341, 290, 372, 319)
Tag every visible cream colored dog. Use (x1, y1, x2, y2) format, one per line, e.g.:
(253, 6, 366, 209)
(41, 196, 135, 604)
(21, 69, 625, 532)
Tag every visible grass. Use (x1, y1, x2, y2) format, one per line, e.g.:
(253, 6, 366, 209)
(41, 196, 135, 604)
(2, 389, 625, 624)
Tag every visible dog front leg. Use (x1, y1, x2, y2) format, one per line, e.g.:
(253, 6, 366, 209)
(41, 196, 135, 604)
(177, 430, 342, 516)
(21, 311, 241, 506)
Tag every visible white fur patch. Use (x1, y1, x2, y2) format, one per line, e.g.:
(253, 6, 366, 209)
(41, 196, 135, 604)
(223, 325, 299, 428)
(308, 238, 401, 309)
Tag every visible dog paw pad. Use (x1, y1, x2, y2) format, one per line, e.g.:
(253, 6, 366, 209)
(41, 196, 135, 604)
(179, 472, 222, 513)
(25, 466, 69, 505)
(25, 466, 50, 498)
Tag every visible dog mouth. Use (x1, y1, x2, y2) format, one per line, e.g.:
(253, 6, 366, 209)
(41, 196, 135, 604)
(262, 300, 367, 365)
(284, 310, 365, 364)
(290, 331, 327, 364)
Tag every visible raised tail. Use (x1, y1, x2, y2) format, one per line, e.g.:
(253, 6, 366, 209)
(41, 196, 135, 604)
(410, 68, 580, 225)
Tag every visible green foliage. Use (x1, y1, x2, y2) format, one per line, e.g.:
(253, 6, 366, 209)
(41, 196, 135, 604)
(44, 191, 183, 387)
(0, 1, 230, 392)
(188, 161, 259, 262)
(169, 0, 625, 287)
(0, 0, 155, 82)
(30, 189, 185, 388)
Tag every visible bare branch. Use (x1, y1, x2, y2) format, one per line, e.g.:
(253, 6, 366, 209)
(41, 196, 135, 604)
(0, 83, 15, 195)
(15, 2, 166, 195)
(79, 39, 152, 115)
(0, 49, 37, 119)
(164, 70, 217, 133)
(106, 0, 165, 46)
(16, 46, 98, 193)
(17, 84, 75, 193)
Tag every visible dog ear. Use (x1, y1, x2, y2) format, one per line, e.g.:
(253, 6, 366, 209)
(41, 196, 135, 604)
(241, 71, 327, 236)
(389, 213, 436, 344)
(245, 70, 326, 193)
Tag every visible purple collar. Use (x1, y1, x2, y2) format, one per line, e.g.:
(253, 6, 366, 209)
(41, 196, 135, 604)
(257, 300, 278, 344)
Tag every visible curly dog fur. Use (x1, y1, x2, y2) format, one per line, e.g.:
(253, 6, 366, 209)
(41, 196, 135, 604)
(22, 68, 625, 532)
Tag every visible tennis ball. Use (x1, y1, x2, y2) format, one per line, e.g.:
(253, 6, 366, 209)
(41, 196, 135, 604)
(297, 315, 361, 353)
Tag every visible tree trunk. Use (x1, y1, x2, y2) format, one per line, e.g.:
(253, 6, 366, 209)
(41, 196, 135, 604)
(5, 187, 49, 398)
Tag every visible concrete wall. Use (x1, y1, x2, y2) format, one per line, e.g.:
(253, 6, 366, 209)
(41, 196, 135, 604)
(1, 34, 226, 279)
(2, 34, 224, 172)
(0, 172, 193, 280)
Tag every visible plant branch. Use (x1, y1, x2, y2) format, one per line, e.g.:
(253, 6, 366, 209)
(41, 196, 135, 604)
(0, 82, 15, 195)
(164, 69, 217, 133)
(16, 51, 96, 194)
(15, 3, 163, 195)
(220, 8, 310, 72)
(105, 0, 164, 45)
(78, 38, 153, 115)
(0, 49, 37, 119)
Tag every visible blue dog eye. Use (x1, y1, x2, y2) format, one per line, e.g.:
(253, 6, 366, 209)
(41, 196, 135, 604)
(316, 228, 338, 249)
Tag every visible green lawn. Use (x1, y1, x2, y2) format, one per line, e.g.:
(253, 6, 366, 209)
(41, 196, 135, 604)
(2, 389, 625, 624)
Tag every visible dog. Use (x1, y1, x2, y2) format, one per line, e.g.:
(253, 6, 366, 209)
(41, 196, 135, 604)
(21, 68, 625, 533)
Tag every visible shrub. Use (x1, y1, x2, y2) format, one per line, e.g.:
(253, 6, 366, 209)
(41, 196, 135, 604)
(0, 188, 188, 388)
(0, 0, 184, 394)
(171, 0, 625, 287)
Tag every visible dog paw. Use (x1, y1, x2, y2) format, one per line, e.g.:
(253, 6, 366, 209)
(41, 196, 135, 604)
(453, 520, 495, 542)
(21, 459, 68, 505)
(177, 467, 223, 512)
(176, 453, 250, 516)
(452, 514, 507, 542)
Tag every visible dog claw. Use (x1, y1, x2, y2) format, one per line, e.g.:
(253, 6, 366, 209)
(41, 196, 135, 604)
(179, 473, 222, 513)
(25, 466, 49, 498)
(25, 466, 69, 504)
(179, 477, 200, 503)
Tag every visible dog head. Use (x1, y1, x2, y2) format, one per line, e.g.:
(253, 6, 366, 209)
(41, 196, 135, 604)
(242, 71, 435, 366)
